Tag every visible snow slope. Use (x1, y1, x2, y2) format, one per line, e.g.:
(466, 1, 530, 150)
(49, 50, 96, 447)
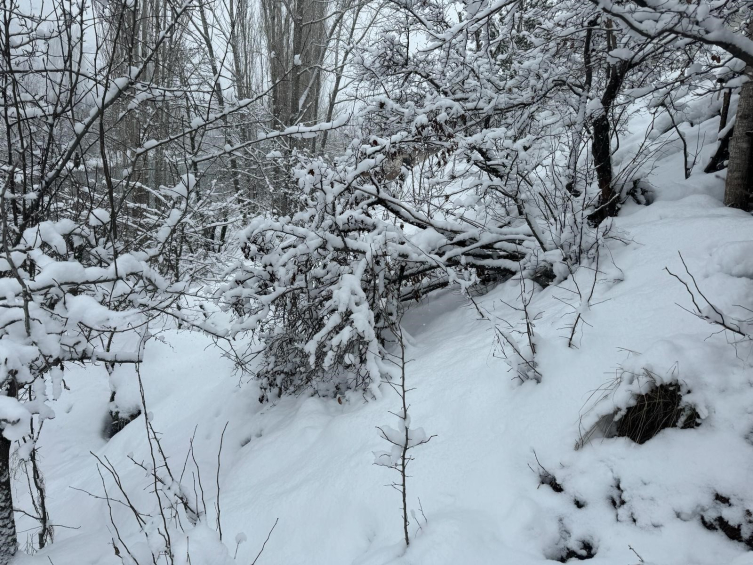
(13, 114, 753, 565)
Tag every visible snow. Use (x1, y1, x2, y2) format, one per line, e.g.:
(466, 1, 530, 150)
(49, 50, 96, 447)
(108, 365, 141, 421)
(0, 397, 30, 442)
(140, 139, 158, 152)
(409, 227, 446, 253)
(0, 251, 26, 273)
(88, 208, 110, 227)
(21, 220, 77, 255)
(8, 35, 753, 565)
(713, 241, 753, 279)
(19, 152, 753, 565)
(607, 48, 634, 62)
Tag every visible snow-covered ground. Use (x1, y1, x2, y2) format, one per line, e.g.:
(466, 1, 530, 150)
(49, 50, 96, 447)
(14, 112, 753, 565)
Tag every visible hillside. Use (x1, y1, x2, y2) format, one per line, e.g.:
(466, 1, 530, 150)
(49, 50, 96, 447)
(14, 111, 753, 565)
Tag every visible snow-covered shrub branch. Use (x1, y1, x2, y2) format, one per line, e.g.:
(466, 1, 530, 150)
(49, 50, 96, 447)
(592, 0, 753, 67)
(217, 141, 548, 399)
(222, 0, 703, 397)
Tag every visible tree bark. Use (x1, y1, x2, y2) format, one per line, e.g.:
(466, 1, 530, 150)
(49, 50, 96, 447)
(590, 59, 629, 225)
(719, 89, 731, 132)
(0, 379, 18, 565)
(704, 126, 733, 174)
(591, 109, 617, 222)
(724, 19, 753, 210)
(724, 77, 753, 210)
(0, 432, 16, 565)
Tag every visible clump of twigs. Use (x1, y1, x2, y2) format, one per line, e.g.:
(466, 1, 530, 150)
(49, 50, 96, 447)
(495, 273, 543, 383)
(82, 364, 278, 564)
(553, 241, 605, 350)
(666, 251, 752, 343)
(529, 450, 564, 493)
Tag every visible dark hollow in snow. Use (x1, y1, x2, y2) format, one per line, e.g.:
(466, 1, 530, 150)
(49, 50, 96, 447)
(701, 493, 753, 550)
(557, 540, 596, 562)
(540, 472, 564, 493)
(614, 382, 700, 444)
(104, 392, 141, 439)
(105, 410, 141, 439)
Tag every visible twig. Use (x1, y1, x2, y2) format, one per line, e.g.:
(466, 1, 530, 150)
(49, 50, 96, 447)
(628, 544, 644, 563)
(666, 252, 747, 338)
(216, 422, 229, 541)
(250, 518, 279, 565)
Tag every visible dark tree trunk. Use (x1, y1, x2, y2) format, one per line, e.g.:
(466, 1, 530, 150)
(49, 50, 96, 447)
(591, 112, 616, 220)
(0, 380, 18, 565)
(589, 60, 629, 225)
(0, 433, 16, 565)
(705, 126, 733, 174)
(719, 89, 731, 132)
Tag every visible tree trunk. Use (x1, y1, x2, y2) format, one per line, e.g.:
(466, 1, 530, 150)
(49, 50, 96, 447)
(0, 432, 16, 565)
(724, 77, 753, 210)
(704, 126, 733, 174)
(0, 380, 18, 565)
(724, 19, 753, 210)
(589, 59, 629, 225)
(719, 89, 731, 132)
(592, 112, 614, 216)
(198, 0, 243, 197)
